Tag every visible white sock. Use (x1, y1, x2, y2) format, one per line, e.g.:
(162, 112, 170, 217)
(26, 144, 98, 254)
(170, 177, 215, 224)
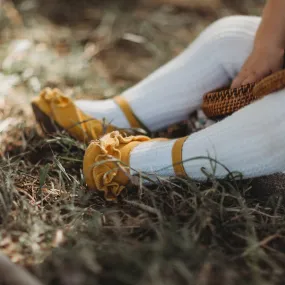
(130, 89, 285, 180)
(76, 16, 261, 131)
(75, 99, 130, 128)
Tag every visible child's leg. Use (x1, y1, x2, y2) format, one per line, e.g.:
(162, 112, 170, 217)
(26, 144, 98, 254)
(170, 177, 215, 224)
(76, 16, 261, 131)
(130, 88, 285, 179)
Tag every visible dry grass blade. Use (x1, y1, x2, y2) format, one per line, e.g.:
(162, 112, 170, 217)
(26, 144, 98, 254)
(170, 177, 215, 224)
(0, 0, 281, 285)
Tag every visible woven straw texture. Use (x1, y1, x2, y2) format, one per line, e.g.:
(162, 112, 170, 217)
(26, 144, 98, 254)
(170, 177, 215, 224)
(202, 70, 285, 120)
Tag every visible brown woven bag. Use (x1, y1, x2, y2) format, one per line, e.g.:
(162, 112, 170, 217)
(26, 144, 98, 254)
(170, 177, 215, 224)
(202, 68, 285, 120)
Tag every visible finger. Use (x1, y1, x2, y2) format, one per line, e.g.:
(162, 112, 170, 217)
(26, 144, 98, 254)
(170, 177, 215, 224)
(241, 69, 271, 86)
(241, 74, 258, 86)
(231, 73, 248, 88)
(231, 56, 254, 88)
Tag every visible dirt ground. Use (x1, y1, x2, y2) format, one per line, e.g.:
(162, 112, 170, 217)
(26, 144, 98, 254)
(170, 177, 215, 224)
(3, 1, 285, 285)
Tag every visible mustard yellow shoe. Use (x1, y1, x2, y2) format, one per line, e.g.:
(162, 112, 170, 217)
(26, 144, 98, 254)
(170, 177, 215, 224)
(83, 131, 190, 200)
(31, 88, 115, 143)
(83, 130, 150, 200)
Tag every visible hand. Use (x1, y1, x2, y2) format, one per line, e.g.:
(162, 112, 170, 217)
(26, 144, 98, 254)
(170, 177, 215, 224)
(231, 47, 284, 88)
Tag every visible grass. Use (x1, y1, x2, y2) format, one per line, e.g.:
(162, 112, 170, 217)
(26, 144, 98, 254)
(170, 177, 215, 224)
(3, 0, 285, 284)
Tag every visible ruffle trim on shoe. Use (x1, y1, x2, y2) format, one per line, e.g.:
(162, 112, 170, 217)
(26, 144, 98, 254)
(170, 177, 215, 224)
(83, 131, 150, 200)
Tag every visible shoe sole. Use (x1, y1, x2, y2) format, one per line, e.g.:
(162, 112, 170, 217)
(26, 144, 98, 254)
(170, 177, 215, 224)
(31, 103, 64, 134)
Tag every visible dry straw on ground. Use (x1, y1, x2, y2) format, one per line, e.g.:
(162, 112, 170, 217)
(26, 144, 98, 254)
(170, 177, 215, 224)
(3, 1, 285, 285)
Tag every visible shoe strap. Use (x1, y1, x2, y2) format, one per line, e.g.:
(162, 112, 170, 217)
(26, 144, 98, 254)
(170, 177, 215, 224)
(172, 136, 188, 177)
(113, 96, 142, 129)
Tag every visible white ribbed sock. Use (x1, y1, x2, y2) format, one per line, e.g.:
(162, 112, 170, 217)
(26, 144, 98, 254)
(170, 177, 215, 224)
(75, 99, 131, 128)
(130, 139, 176, 177)
(75, 16, 261, 131)
(130, 89, 285, 180)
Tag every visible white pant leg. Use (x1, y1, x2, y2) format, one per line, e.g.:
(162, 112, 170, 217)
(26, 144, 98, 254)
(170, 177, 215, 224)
(131, 90, 285, 179)
(182, 90, 285, 179)
(76, 16, 261, 131)
(123, 15, 261, 131)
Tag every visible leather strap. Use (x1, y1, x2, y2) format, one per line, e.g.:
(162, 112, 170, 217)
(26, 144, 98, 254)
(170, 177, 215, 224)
(172, 136, 188, 177)
(113, 96, 141, 128)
